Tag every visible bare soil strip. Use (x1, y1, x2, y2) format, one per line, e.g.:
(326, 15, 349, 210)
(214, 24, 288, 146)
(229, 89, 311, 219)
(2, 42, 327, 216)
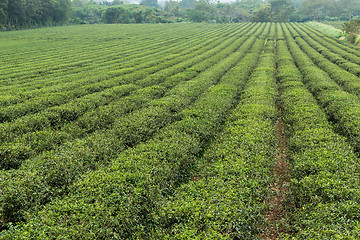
(260, 38, 291, 239)
(260, 117, 290, 240)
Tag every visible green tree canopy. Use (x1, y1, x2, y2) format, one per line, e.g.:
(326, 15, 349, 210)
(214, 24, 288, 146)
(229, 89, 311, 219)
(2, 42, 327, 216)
(140, 0, 159, 8)
(2, 0, 71, 28)
(0, 0, 7, 26)
(270, 0, 294, 22)
(251, 5, 272, 22)
(103, 5, 131, 23)
(180, 0, 194, 9)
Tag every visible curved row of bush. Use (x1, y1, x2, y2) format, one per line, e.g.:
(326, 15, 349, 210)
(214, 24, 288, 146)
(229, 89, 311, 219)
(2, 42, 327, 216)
(0, 25, 245, 109)
(283, 25, 360, 157)
(285, 24, 360, 100)
(0, 24, 233, 102)
(283, 24, 360, 151)
(0, 24, 239, 105)
(296, 23, 360, 67)
(2, 23, 272, 239)
(0, 24, 217, 81)
(277, 23, 360, 239)
(0, 24, 247, 124)
(303, 22, 360, 58)
(0, 23, 259, 172)
(290, 23, 360, 78)
(0, 23, 257, 225)
(155, 30, 277, 239)
(0, 23, 269, 233)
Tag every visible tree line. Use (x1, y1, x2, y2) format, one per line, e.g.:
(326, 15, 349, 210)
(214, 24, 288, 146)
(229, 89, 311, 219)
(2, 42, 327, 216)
(0, 0, 72, 30)
(0, 0, 360, 30)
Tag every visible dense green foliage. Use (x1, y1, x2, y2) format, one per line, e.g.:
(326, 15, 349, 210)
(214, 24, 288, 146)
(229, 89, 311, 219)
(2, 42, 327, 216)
(279, 22, 360, 238)
(1, 23, 360, 238)
(77, 0, 360, 24)
(0, 0, 71, 30)
(342, 19, 360, 43)
(1, 0, 360, 29)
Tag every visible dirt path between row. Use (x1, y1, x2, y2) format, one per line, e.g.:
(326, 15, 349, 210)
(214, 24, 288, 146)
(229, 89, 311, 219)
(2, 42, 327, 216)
(260, 39, 291, 239)
(260, 119, 290, 240)
(261, 118, 290, 239)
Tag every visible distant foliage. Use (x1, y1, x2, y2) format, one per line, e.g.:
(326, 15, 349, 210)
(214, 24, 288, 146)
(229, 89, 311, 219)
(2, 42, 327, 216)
(299, 0, 360, 21)
(180, 0, 195, 9)
(0, 0, 71, 30)
(251, 5, 272, 22)
(71, 2, 108, 24)
(140, 0, 159, 8)
(103, 5, 132, 23)
(103, 5, 174, 24)
(342, 19, 360, 43)
(1, 0, 360, 30)
(251, 0, 294, 22)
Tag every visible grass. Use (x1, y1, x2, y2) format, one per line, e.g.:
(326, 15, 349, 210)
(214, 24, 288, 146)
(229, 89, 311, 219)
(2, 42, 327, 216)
(306, 21, 344, 38)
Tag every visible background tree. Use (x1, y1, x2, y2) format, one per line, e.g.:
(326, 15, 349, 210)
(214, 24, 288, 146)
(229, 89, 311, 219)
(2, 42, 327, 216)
(133, 8, 144, 22)
(216, 3, 243, 22)
(0, 0, 7, 27)
(342, 19, 360, 43)
(54, 0, 72, 23)
(143, 7, 156, 22)
(321, 0, 342, 21)
(234, 0, 265, 11)
(270, 0, 294, 22)
(1, 0, 360, 29)
(112, 0, 123, 5)
(103, 5, 131, 23)
(300, 0, 323, 21)
(342, 0, 352, 21)
(251, 5, 272, 22)
(180, 0, 194, 9)
(140, 0, 159, 8)
(290, 0, 302, 9)
(299, 0, 354, 21)
(72, 1, 107, 24)
(72, 0, 86, 7)
(7, 0, 26, 26)
(164, 0, 180, 17)
(185, 0, 216, 22)
(340, 0, 360, 21)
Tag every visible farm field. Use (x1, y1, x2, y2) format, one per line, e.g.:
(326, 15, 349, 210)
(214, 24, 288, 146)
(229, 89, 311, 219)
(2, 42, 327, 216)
(1, 22, 360, 239)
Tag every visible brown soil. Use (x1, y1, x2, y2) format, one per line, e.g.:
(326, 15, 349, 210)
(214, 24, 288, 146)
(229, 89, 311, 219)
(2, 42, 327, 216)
(260, 118, 290, 240)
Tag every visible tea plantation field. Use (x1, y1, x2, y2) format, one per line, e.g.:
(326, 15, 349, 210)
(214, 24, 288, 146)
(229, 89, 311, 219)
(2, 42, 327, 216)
(1, 23, 360, 239)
